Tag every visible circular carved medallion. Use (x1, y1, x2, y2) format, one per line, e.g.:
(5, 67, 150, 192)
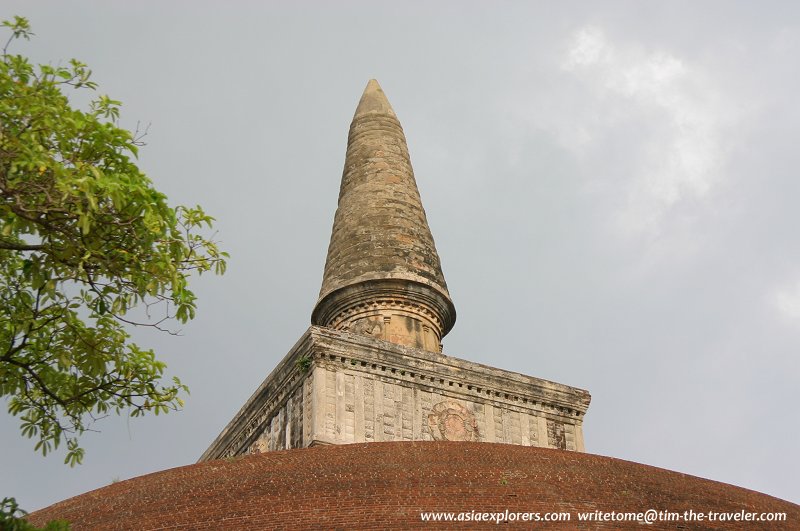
(428, 401, 479, 442)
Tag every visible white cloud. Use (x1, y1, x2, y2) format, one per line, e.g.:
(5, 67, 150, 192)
(774, 279, 800, 321)
(564, 26, 608, 68)
(560, 26, 735, 236)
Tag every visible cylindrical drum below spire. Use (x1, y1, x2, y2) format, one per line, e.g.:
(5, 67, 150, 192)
(311, 80, 455, 352)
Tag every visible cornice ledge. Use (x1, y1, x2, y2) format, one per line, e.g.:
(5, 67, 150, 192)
(310, 326, 591, 415)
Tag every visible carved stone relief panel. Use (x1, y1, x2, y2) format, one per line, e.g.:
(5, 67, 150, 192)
(546, 419, 566, 449)
(349, 316, 384, 339)
(248, 433, 269, 454)
(427, 400, 480, 442)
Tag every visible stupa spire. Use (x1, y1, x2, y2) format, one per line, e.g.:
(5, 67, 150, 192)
(311, 79, 455, 352)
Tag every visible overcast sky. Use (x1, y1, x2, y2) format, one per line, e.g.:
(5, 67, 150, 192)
(2, 1, 799, 511)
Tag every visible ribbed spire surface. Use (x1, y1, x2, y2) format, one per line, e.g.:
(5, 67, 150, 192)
(312, 80, 455, 351)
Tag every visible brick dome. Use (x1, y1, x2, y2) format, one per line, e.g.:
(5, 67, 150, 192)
(29, 442, 798, 530)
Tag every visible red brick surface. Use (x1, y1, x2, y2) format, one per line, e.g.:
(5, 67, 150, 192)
(29, 442, 799, 530)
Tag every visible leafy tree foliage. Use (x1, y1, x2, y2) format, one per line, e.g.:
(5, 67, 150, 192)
(0, 497, 69, 530)
(0, 16, 227, 466)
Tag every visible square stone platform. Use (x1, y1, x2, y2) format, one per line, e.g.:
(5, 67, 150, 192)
(200, 326, 590, 460)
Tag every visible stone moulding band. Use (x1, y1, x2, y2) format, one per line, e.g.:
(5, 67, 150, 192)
(311, 278, 456, 339)
(311, 348, 589, 419)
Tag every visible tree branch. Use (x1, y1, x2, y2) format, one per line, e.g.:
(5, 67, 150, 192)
(0, 241, 44, 251)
